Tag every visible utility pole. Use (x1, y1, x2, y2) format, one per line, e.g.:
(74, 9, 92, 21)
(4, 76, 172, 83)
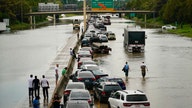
(83, 0, 86, 31)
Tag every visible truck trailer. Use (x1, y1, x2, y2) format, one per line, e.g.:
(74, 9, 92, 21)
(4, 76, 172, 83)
(123, 27, 145, 53)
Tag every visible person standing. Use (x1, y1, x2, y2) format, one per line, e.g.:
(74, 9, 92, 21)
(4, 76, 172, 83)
(55, 64, 59, 85)
(140, 62, 148, 79)
(72, 48, 77, 59)
(70, 48, 73, 57)
(28, 74, 34, 100)
(33, 76, 40, 97)
(52, 93, 61, 108)
(122, 62, 129, 81)
(41, 75, 49, 100)
(62, 67, 67, 76)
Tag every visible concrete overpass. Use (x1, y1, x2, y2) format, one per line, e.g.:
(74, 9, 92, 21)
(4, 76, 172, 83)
(27, 10, 156, 16)
(27, 10, 156, 28)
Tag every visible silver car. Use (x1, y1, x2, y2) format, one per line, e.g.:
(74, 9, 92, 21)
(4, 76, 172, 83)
(66, 100, 90, 108)
(68, 89, 94, 107)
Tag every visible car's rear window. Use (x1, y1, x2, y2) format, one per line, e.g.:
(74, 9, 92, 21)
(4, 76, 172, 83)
(104, 85, 121, 91)
(126, 95, 148, 101)
(70, 92, 90, 98)
(67, 104, 90, 108)
(108, 79, 123, 82)
(67, 84, 84, 89)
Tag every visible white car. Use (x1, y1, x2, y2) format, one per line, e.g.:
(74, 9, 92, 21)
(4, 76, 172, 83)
(162, 25, 176, 30)
(108, 32, 116, 40)
(108, 90, 150, 108)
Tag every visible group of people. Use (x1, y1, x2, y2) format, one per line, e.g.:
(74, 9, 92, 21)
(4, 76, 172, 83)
(122, 61, 148, 81)
(28, 74, 49, 108)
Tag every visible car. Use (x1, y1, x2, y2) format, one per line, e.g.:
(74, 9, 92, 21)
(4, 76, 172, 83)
(80, 47, 93, 54)
(94, 82, 122, 102)
(162, 25, 177, 30)
(108, 32, 116, 40)
(108, 90, 150, 108)
(94, 77, 126, 90)
(98, 34, 108, 42)
(63, 81, 86, 103)
(80, 64, 108, 79)
(81, 38, 90, 47)
(84, 33, 93, 40)
(66, 100, 91, 108)
(67, 89, 94, 107)
(70, 71, 96, 90)
(77, 50, 93, 60)
(77, 58, 96, 69)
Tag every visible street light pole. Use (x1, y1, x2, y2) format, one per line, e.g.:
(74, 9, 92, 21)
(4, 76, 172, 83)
(83, 0, 86, 32)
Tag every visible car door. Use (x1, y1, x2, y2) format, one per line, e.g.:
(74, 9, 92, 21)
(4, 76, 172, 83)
(109, 92, 121, 108)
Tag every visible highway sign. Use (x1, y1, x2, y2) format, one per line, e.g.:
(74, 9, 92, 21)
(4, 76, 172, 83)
(92, 0, 114, 11)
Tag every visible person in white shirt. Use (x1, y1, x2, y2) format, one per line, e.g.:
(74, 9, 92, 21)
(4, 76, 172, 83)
(55, 64, 59, 85)
(140, 62, 148, 78)
(28, 74, 34, 100)
(41, 75, 49, 99)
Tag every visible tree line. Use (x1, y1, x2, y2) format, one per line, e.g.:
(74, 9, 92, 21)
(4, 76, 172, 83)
(0, 0, 191, 26)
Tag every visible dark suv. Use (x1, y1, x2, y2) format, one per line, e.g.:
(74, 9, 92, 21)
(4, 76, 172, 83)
(94, 77, 126, 90)
(94, 82, 122, 103)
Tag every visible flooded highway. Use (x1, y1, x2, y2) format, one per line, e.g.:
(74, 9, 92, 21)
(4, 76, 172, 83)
(93, 19, 192, 108)
(0, 17, 192, 108)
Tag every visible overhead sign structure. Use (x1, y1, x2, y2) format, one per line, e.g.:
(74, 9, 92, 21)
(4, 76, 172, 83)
(92, 0, 114, 11)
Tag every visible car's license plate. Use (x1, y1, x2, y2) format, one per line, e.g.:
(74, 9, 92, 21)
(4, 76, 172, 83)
(135, 105, 140, 108)
(85, 80, 89, 82)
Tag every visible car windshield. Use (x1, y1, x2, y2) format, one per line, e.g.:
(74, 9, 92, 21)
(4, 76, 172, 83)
(104, 85, 121, 91)
(126, 95, 148, 101)
(67, 84, 84, 89)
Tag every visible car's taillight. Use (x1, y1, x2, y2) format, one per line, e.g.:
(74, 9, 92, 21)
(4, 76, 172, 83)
(88, 99, 92, 104)
(78, 78, 83, 81)
(64, 90, 70, 95)
(78, 62, 82, 67)
(143, 102, 150, 106)
(96, 76, 100, 79)
(92, 78, 96, 81)
(123, 103, 132, 107)
(101, 91, 106, 96)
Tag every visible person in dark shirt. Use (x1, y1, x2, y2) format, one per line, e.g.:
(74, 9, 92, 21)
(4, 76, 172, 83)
(33, 76, 40, 97)
(52, 93, 61, 108)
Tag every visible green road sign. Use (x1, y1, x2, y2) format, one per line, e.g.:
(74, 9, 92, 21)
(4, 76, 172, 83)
(92, 0, 114, 11)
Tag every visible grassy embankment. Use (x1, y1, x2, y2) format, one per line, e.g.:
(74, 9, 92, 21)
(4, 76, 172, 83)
(131, 17, 192, 38)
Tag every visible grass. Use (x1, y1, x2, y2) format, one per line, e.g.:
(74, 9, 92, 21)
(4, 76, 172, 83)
(169, 24, 192, 38)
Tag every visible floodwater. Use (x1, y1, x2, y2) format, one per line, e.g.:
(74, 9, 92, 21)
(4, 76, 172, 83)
(0, 17, 192, 108)
(0, 24, 75, 108)
(94, 19, 192, 108)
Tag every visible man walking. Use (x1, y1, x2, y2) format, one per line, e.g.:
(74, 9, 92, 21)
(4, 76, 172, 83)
(33, 76, 40, 97)
(140, 62, 148, 79)
(41, 75, 49, 100)
(28, 74, 34, 100)
(122, 62, 129, 81)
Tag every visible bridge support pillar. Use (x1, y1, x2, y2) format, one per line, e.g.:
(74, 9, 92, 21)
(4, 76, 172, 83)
(30, 15, 32, 29)
(33, 16, 36, 29)
(119, 13, 122, 18)
(53, 14, 56, 26)
(144, 14, 146, 28)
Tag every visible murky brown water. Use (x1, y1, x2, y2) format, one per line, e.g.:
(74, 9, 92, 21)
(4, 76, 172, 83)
(93, 20, 192, 108)
(1, 17, 192, 108)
